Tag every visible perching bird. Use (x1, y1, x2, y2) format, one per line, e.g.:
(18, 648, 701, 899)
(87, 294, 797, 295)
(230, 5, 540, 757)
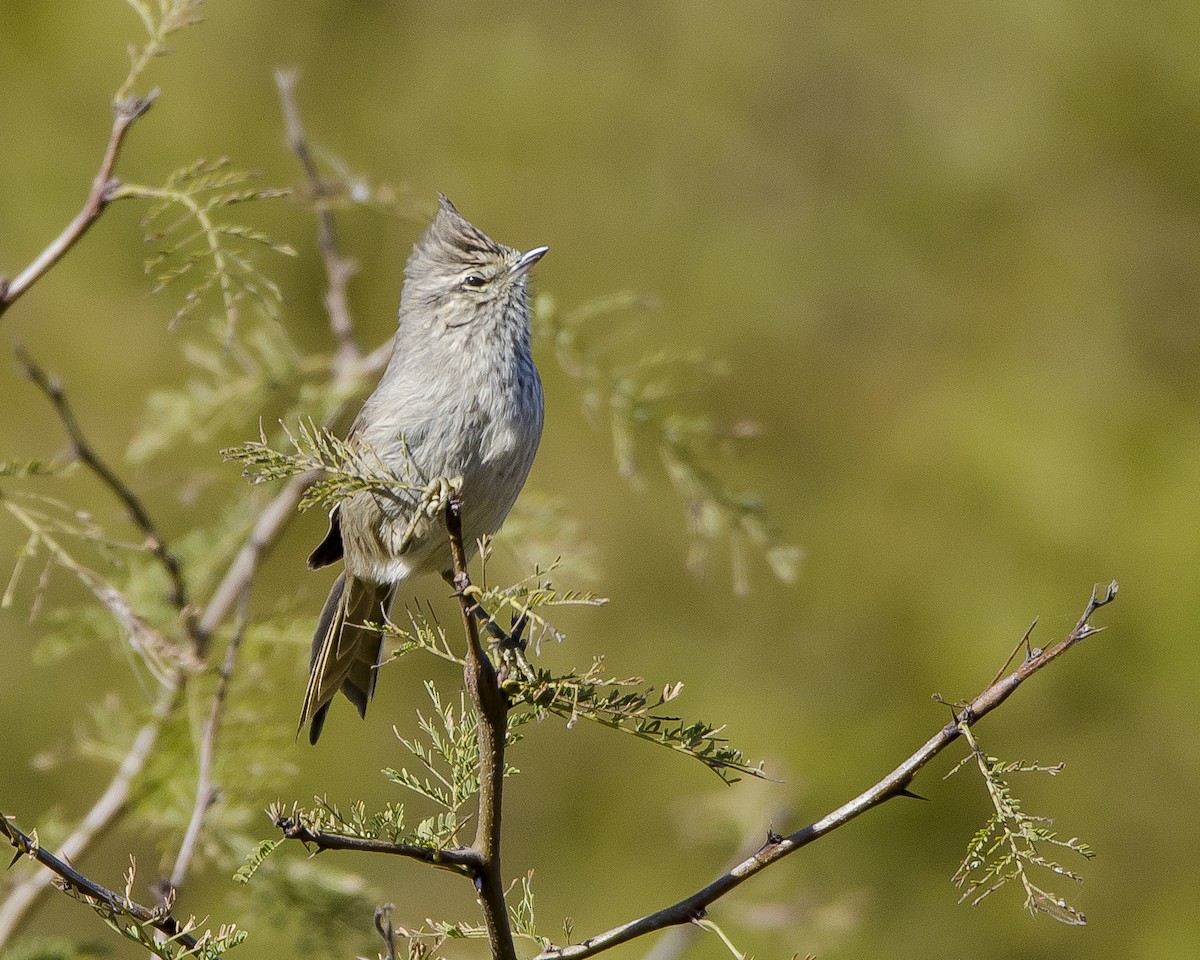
(300, 195, 546, 743)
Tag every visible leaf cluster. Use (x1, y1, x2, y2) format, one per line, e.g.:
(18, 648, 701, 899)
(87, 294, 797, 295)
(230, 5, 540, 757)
(384, 683, 508, 847)
(221, 419, 422, 513)
(534, 292, 802, 593)
(116, 158, 295, 339)
(385, 593, 766, 784)
(377, 873, 552, 960)
(507, 655, 765, 783)
(116, 0, 207, 102)
(127, 323, 311, 463)
(0, 819, 245, 960)
(947, 723, 1094, 925)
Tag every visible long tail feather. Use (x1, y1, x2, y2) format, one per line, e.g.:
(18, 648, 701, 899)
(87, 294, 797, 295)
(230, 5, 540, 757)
(300, 572, 393, 743)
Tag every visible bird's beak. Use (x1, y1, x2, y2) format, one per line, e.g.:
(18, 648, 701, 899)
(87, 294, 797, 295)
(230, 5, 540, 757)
(511, 246, 549, 277)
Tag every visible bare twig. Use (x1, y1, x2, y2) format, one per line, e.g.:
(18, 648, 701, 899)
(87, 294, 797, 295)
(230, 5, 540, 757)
(0, 812, 197, 949)
(271, 813, 476, 877)
(533, 582, 1118, 960)
(0, 93, 156, 320)
(165, 586, 251, 898)
(274, 69, 362, 380)
(0, 680, 183, 947)
(16, 346, 200, 647)
(446, 498, 519, 960)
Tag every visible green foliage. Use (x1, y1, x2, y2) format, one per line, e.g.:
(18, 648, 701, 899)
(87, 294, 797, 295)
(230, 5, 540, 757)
(534, 292, 802, 593)
(507, 655, 765, 783)
(0, 818, 244, 960)
(385, 589, 766, 783)
(116, 0, 206, 102)
(377, 873, 551, 959)
(472, 551, 608, 648)
(221, 419, 423, 513)
(114, 159, 295, 340)
(127, 322, 308, 463)
(0, 460, 74, 479)
(269, 797, 414, 846)
(267, 681, 522, 854)
(948, 723, 1094, 925)
(385, 683, 523, 847)
(232, 839, 283, 885)
(508, 872, 549, 951)
(93, 907, 245, 960)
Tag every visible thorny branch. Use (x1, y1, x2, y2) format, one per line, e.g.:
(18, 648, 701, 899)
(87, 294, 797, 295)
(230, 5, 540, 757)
(271, 813, 476, 877)
(0, 814, 198, 950)
(532, 582, 1119, 960)
(0, 93, 156, 320)
(446, 498, 520, 960)
(0, 681, 183, 946)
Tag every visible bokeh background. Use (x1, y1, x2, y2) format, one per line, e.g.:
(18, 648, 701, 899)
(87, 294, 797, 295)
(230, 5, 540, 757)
(2, 1, 1199, 958)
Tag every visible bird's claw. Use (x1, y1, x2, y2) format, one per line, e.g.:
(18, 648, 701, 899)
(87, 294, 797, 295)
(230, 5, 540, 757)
(398, 476, 464, 552)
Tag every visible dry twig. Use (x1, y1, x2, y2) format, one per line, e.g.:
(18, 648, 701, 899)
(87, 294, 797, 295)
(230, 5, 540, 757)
(0, 93, 156, 319)
(274, 69, 362, 380)
(0, 813, 197, 950)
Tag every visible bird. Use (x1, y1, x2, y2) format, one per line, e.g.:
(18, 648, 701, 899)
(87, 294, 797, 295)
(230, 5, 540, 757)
(300, 195, 547, 743)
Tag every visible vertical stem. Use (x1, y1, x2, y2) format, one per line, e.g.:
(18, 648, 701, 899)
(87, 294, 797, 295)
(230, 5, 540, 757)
(445, 499, 518, 960)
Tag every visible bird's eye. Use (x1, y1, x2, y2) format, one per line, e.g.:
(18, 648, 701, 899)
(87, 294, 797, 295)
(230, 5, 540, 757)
(462, 274, 487, 288)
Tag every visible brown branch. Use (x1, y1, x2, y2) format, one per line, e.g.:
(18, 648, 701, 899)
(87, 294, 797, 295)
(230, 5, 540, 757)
(533, 581, 1119, 960)
(274, 69, 362, 380)
(446, 498, 519, 960)
(0, 680, 184, 947)
(16, 346, 200, 647)
(195, 470, 313, 646)
(272, 814, 476, 877)
(164, 586, 251, 899)
(0, 92, 156, 320)
(0, 812, 197, 949)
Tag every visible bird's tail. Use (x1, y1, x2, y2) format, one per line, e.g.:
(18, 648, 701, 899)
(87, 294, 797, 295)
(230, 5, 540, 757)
(300, 572, 394, 744)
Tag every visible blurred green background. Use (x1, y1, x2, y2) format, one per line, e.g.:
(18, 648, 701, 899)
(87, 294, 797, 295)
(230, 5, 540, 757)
(3, 1, 1200, 958)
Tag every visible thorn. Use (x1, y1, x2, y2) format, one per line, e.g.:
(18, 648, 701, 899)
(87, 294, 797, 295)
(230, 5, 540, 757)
(896, 787, 928, 801)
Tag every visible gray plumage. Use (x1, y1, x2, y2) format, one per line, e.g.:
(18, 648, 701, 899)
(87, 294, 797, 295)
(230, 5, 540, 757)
(301, 195, 546, 743)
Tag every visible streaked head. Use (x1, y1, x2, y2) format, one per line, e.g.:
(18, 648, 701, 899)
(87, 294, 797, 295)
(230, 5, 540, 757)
(402, 195, 547, 328)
